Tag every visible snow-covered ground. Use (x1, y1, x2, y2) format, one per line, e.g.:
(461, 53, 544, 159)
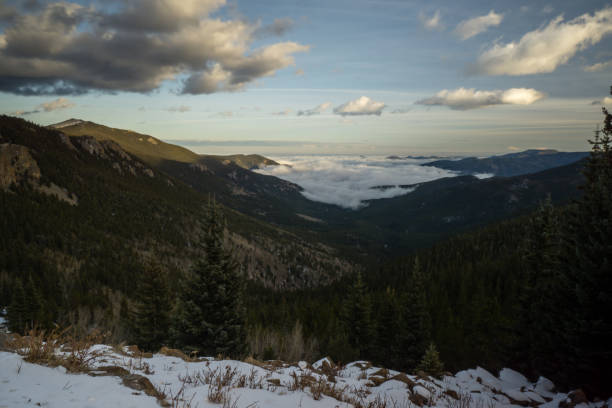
(0, 345, 610, 408)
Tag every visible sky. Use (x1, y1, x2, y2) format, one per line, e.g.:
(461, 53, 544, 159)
(0, 0, 611, 155)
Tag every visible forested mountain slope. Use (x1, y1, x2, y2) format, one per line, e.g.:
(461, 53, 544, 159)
(0, 116, 354, 333)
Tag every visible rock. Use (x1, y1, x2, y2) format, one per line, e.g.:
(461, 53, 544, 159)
(267, 378, 281, 386)
(409, 390, 428, 406)
(121, 374, 162, 399)
(89, 365, 130, 377)
(158, 346, 196, 362)
(368, 376, 387, 386)
(390, 373, 416, 389)
(0, 143, 41, 190)
(444, 389, 460, 400)
(559, 389, 589, 408)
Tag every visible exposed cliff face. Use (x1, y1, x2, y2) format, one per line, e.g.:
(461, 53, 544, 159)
(0, 143, 41, 190)
(0, 142, 79, 205)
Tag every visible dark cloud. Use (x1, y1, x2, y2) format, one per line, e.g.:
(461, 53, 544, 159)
(297, 102, 331, 116)
(0, 1, 309, 95)
(255, 17, 294, 38)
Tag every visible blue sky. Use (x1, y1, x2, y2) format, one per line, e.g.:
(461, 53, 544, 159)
(0, 0, 610, 154)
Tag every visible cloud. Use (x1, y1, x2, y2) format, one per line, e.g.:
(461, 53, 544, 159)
(40, 97, 74, 111)
(297, 102, 331, 116)
(455, 11, 503, 40)
(584, 60, 612, 72)
(167, 105, 191, 112)
(272, 109, 292, 115)
(420, 10, 442, 30)
(255, 155, 456, 209)
(416, 87, 544, 110)
(14, 97, 75, 115)
(602, 97, 612, 105)
(334, 96, 385, 116)
(255, 17, 294, 37)
(542, 5, 554, 14)
(0, 1, 309, 95)
(295, 68, 304, 76)
(472, 7, 612, 75)
(390, 107, 411, 114)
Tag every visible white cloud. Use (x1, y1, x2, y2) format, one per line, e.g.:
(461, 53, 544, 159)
(297, 102, 331, 116)
(0, 1, 309, 95)
(167, 105, 191, 112)
(584, 60, 612, 72)
(255, 155, 456, 209)
(416, 87, 544, 110)
(334, 96, 385, 116)
(14, 97, 75, 115)
(473, 7, 612, 75)
(420, 10, 442, 30)
(455, 11, 503, 40)
(40, 97, 74, 111)
(272, 109, 292, 116)
(603, 97, 612, 105)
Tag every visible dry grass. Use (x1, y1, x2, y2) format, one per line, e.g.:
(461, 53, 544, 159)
(5, 327, 108, 372)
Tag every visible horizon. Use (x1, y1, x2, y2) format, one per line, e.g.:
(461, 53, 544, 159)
(0, 0, 610, 154)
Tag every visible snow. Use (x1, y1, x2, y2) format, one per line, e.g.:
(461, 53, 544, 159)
(1, 346, 611, 408)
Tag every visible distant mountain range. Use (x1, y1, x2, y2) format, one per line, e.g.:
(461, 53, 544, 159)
(0, 116, 590, 289)
(422, 149, 589, 177)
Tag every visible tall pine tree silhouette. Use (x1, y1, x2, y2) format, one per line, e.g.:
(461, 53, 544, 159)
(342, 272, 373, 359)
(559, 87, 612, 398)
(172, 198, 247, 357)
(398, 257, 431, 370)
(132, 263, 171, 352)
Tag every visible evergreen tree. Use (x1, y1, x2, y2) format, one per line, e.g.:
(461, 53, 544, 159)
(398, 257, 431, 370)
(7, 278, 27, 333)
(341, 272, 373, 359)
(558, 89, 612, 398)
(374, 287, 400, 367)
(417, 343, 444, 378)
(131, 264, 171, 352)
(517, 197, 564, 378)
(172, 199, 247, 357)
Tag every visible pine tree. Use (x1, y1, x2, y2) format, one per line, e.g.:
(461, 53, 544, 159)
(417, 343, 444, 378)
(558, 88, 612, 398)
(131, 264, 171, 352)
(172, 199, 247, 358)
(514, 197, 565, 378)
(374, 287, 400, 367)
(398, 257, 431, 370)
(342, 272, 373, 359)
(7, 278, 27, 333)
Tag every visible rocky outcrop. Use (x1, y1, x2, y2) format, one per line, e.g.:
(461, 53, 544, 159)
(0, 143, 78, 205)
(0, 143, 41, 190)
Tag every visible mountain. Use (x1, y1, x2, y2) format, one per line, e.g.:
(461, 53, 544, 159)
(48, 118, 588, 258)
(0, 116, 353, 305)
(422, 149, 588, 177)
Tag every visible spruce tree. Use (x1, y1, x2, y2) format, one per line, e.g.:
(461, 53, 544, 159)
(173, 199, 247, 358)
(132, 264, 171, 352)
(374, 287, 400, 367)
(398, 257, 431, 370)
(7, 278, 27, 333)
(517, 197, 564, 378)
(417, 343, 444, 378)
(342, 272, 373, 359)
(558, 89, 612, 398)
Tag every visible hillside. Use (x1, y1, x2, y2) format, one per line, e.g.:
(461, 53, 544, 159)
(0, 116, 354, 333)
(50, 119, 587, 258)
(423, 149, 588, 177)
